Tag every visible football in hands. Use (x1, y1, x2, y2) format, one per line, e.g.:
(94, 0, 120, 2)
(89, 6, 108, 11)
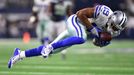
(92, 32, 112, 47)
(99, 32, 112, 41)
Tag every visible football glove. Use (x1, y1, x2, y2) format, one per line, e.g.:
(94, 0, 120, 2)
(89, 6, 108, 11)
(93, 38, 110, 47)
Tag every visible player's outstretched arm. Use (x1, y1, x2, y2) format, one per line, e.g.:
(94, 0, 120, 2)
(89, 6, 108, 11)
(76, 7, 100, 37)
(76, 7, 95, 29)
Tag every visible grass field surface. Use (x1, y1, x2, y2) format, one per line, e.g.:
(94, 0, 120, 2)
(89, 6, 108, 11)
(0, 39, 134, 75)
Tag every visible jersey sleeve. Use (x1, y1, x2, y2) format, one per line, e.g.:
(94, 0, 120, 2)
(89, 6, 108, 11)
(94, 5, 102, 18)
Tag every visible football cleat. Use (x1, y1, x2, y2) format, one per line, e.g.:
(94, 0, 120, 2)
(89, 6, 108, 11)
(41, 45, 53, 58)
(8, 48, 21, 69)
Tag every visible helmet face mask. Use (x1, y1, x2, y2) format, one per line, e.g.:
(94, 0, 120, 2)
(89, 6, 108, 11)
(106, 11, 127, 35)
(107, 15, 120, 31)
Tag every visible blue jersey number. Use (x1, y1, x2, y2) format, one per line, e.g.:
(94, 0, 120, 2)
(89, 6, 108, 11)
(103, 7, 109, 16)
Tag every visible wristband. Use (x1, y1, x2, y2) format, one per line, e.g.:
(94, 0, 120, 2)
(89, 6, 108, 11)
(87, 27, 99, 37)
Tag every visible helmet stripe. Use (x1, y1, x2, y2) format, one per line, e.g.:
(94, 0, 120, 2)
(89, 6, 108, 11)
(119, 12, 124, 26)
(119, 13, 126, 27)
(122, 18, 127, 28)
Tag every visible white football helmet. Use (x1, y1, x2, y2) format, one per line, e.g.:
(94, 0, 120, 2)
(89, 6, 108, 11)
(106, 11, 127, 36)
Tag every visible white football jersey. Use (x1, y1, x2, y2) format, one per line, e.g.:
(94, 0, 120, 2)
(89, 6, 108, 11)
(90, 5, 113, 30)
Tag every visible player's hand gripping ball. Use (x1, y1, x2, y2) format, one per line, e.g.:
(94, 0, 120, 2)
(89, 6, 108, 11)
(93, 32, 112, 47)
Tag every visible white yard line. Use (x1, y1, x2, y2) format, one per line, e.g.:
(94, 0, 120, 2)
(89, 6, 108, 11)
(0, 71, 64, 75)
(0, 71, 93, 75)
(1, 60, 134, 65)
(70, 48, 134, 54)
(1, 65, 134, 71)
(0, 71, 132, 75)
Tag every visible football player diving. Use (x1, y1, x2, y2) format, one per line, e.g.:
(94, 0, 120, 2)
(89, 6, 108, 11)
(8, 5, 127, 69)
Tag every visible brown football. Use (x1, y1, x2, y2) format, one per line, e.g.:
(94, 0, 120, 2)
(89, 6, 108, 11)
(100, 32, 112, 41)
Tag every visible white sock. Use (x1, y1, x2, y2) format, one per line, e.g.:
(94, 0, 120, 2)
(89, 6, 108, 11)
(48, 44, 53, 51)
(19, 51, 26, 58)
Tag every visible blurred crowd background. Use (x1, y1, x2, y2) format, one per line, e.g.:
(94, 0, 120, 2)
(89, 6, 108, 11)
(0, 0, 134, 39)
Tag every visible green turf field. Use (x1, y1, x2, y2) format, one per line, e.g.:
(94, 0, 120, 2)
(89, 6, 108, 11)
(0, 39, 134, 75)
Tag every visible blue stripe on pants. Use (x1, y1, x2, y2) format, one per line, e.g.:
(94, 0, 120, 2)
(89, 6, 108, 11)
(71, 15, 79, 37)
(72, 15, 83, 38)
